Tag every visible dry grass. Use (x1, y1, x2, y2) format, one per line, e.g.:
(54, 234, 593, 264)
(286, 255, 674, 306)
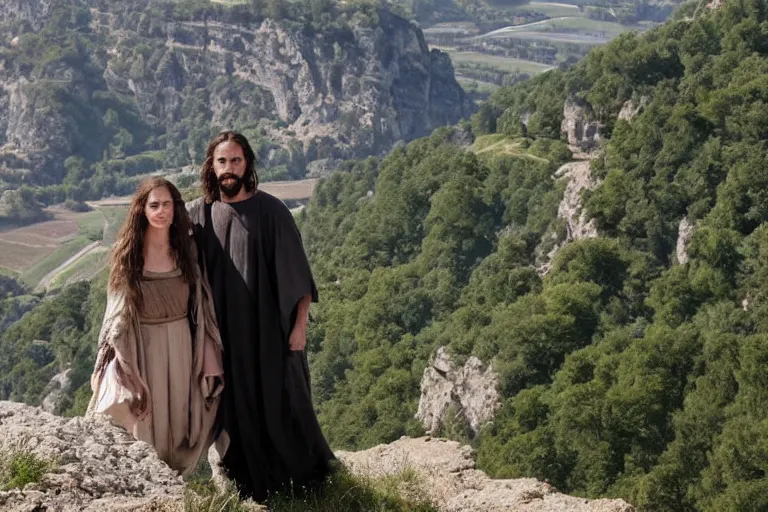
(183, 462, 438, 512)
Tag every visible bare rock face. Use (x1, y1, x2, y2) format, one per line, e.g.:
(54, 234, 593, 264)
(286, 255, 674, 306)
(676, 217, 695, 265)
(40, 369, 72, 415)
(416, 347, 500, 436)
(617, 97, 648, 122)
(337, 436, 636, 512)
(556, 161, 599, 243)
(561, 98, 601, 150)
(0, 401, 184, 511)
(538, 160, 599, 274)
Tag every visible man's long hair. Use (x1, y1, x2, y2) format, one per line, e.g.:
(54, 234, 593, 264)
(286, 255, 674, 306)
(109, 177, 196, 310)
(201, 130, 259, 204)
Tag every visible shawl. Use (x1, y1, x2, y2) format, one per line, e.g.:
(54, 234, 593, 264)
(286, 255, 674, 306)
(87, 241, 224, 445)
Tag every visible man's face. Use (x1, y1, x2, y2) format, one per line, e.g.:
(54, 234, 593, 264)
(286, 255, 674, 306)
(213, 141, 248, 198)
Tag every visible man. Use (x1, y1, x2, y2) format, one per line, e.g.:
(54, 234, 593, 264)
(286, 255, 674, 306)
(187, 131, 334, 501)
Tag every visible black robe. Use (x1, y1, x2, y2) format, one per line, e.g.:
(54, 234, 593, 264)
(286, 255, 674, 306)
(187, 192, 334, 501)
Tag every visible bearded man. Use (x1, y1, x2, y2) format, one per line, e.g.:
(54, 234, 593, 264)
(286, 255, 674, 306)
(187, 131, 334, 501)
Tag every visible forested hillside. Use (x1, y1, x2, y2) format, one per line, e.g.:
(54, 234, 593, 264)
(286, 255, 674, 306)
(299, 0, 768, 509)
(2, 0, 768, 510)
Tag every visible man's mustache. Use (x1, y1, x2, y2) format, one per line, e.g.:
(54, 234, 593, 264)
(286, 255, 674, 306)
(218, 173, 241, 183)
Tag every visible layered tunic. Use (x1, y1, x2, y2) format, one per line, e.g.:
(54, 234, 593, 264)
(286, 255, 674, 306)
(87, 255, 224, 477)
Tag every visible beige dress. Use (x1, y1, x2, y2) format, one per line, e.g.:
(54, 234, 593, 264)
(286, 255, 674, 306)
(91, 269, 222, 476)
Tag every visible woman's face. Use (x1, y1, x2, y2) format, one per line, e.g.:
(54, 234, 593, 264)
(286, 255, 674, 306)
(144, 186, 174, 231)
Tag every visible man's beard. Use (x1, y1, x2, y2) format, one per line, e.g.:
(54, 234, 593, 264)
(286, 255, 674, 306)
(218, 173, 244, 198)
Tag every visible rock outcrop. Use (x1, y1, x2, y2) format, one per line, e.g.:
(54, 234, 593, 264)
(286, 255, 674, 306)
(40, 369, 72, 415)
(0, 1, 470, 183)
(0, 401, 185, 511)
(555, 160, 599, 243)
(617, 97, 648, 122)
(561, 98, 601, 151)
(338, 436, 636, 512)
(676, 216, 695, 265)
(538, 159, 599, 274)
(416, 346, 501, 436)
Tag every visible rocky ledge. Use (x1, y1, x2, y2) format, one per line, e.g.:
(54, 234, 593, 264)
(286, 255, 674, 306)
(0, 401, 634, 511)
(0, 401, 184, 511)
(338, 437, 634, 512)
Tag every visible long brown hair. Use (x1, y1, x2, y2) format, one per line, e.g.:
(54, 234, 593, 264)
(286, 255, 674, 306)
(200, 130, 259, 204)
(109, 177, 196, 309)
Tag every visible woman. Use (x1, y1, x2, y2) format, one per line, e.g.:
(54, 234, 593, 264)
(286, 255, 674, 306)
(87, 177, 224, 477)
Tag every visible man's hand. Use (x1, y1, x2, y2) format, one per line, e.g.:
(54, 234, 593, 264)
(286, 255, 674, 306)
(289, 326, 307, 351)
(289, 294, 312, 351)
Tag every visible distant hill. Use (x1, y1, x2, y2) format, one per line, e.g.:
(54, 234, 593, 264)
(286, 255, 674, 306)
(0, 0, 470, 202)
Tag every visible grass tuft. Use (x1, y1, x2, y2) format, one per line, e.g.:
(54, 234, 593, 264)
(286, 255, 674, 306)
(0, 439, 57, 490)
(183, 461, 439, 512)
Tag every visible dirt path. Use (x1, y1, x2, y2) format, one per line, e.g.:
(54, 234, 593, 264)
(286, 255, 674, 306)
(34, 241, 101, 293)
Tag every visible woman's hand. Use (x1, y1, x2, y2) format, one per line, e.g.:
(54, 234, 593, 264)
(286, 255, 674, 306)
(115, 362, 150, 420)
(130, 393, 150, 420)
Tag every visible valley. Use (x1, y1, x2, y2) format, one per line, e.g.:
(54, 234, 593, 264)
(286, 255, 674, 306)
(421, 0, 680, 99)
(0, 178, 317, 291)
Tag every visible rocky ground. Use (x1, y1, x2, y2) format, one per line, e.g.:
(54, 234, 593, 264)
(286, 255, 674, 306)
(338, 437, 634, 512)
(0, 401, 634, 511)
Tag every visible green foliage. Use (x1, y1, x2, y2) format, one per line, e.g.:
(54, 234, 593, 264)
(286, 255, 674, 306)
(0, 444, 56, 490)
(296, 3, 768, 510)
(0, 188, 50, 227)
(0, 277, 105, 409)
(301, 126, 574, 449)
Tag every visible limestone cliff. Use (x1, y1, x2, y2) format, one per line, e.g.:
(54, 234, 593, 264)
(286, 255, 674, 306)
(415, 346, 500, 436)
(0, 0, 470, 185)
(561, 97, 601, 151)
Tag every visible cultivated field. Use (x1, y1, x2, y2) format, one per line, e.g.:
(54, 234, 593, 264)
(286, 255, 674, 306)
(0, 178, 317, 290)
(425, 0, 653, 93)
(443, 50, 554, 74)
(261, 178, 317, 201)
(0, 207, 110, 289)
